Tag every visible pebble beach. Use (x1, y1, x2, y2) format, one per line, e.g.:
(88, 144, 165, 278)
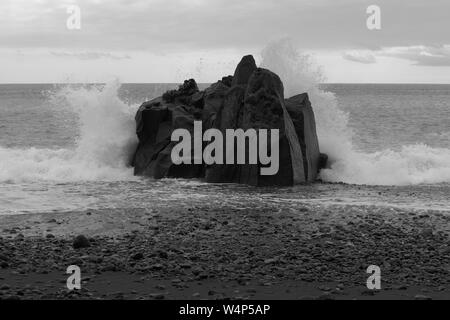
(1, 182, 449, 300)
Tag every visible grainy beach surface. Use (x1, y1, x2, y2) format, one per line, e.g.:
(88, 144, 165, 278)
(1, 182, 449, 300)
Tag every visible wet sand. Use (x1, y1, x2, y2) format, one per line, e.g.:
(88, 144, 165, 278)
(0, 184, 449, 300)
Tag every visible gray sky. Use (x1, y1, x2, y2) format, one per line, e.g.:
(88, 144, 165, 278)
(1, 0, 450, 83)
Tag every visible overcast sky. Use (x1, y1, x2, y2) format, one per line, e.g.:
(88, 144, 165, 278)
(1, 0, 450, 83)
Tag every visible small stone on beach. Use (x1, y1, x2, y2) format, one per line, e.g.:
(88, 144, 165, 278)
(72, 235, 91, 249)
(131, 252, 144, 260)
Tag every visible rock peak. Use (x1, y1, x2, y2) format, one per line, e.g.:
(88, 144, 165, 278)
(232, 55, 257, 86)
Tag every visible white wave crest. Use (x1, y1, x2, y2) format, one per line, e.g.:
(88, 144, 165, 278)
(0, 81, 138, 182)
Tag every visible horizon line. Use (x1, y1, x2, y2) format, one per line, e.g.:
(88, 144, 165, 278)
(1, 82, 450, 85)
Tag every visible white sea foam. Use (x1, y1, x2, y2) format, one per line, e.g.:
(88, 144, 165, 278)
(0, 81, 138, 182)
(261, 39, 450, 185)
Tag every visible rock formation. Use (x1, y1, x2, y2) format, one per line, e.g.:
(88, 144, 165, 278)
(132, 55, 326, 186)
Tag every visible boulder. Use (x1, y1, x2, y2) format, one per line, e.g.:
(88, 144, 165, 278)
(131, 55, 325, 185)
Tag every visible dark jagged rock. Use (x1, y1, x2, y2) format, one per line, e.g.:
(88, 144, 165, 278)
(220, 76, 233, 87)
(285, 93, 321, 182)
(206, 68, 303, 186)
(231, 55, 257, 87)
(132, 55, 325, 186)
(132, 79, 205, 179)
(202, 81, 230, 123)
(205, 86, 246, 183)
(318, 153, 328, 171)
(133, 98, 171, 176)
(190, 91, 205, 110)
(242, 68, 304, 186)
(162, 79, 199, 104)
(133, 102, 203, 179)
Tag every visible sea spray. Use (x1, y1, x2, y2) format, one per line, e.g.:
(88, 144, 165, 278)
(0, 81, 139, 182)
(53, 81, 138, 168)
(260, 39, 354, 167)
(260, 39, 450, 185)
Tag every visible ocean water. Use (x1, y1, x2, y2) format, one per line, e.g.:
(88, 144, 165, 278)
(0, 81, 449, 216)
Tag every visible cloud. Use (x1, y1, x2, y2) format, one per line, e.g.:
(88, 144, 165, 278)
(343, 51, 377, 64)
(1, 0, 450, 53)
(343, 45, 450, 67)
(50, 51, 131, 60)
(380, 45, 450, 66)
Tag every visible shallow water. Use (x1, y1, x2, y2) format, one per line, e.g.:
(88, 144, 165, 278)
(1, 178, 449, 216)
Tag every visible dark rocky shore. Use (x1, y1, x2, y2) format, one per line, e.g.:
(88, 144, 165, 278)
(1, 189, 449, 300)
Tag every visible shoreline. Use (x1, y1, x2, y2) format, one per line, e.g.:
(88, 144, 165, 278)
(0, 197, 449, 300)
